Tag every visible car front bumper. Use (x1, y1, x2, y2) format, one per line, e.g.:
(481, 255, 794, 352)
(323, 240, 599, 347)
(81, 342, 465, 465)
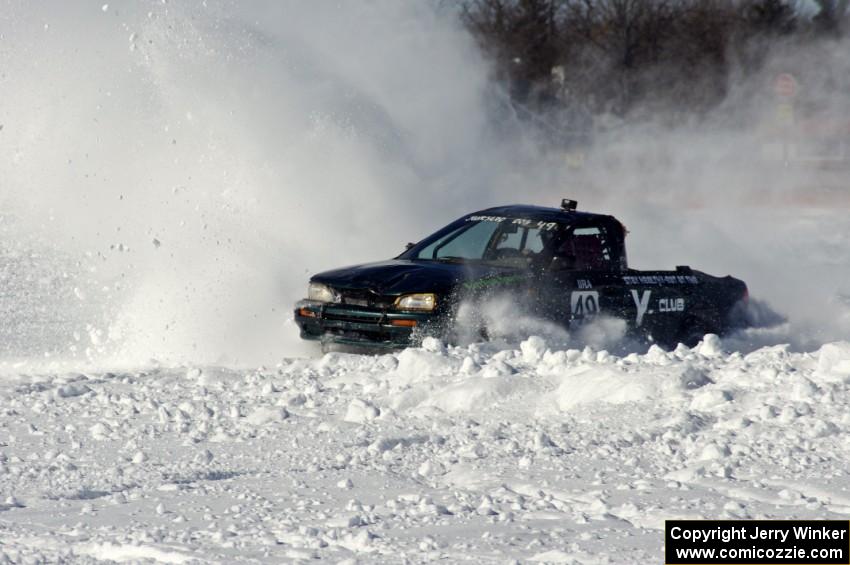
(293, 300, 439, 349)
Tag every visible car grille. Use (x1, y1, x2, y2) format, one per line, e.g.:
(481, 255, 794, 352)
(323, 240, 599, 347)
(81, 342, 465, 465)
(324, 312, 382, 325)
(336, 289, 395, 309)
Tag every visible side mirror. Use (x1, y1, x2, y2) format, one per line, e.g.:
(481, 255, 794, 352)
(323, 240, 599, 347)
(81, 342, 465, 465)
(405, 242, 416, 251)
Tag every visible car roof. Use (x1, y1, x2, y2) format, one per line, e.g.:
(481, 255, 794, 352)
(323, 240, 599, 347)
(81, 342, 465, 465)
(472, 204, 609, 223)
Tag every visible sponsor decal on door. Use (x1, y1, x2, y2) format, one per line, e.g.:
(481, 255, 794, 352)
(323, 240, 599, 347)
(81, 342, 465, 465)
(571, 291, 599, 318)
(631, 290, 651, 326)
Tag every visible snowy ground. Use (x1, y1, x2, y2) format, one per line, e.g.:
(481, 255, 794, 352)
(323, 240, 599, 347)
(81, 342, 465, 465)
(3, 335, 850, 563)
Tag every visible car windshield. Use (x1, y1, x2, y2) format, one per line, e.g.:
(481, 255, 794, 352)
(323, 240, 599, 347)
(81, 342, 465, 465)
(413, 216, 562, 268)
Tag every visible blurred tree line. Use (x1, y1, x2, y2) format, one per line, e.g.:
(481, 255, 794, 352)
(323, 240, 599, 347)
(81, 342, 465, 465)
(459, 0, 848, 124)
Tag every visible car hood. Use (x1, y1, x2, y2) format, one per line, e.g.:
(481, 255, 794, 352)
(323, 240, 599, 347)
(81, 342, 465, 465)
(311, 260, 519, 296)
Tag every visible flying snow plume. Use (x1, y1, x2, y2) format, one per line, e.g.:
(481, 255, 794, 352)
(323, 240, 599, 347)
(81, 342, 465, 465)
(454, 295, 630, 354)
(0, 1, 546, 366)
(1, 1, 848, 368)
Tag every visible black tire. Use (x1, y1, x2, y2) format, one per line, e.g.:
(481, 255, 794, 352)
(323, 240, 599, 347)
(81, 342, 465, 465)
(678, 316, 717, 348)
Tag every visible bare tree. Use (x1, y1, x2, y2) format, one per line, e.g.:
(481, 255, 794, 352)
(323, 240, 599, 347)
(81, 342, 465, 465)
(562, 0, 681, 114)
(461, 0, 561, 102)
(813, 0, 849, 34)
(459, 0, 804, 123)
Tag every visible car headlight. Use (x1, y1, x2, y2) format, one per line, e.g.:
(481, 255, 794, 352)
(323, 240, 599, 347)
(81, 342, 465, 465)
(308, 282, 337, 303)
(395, 293, 437, 311)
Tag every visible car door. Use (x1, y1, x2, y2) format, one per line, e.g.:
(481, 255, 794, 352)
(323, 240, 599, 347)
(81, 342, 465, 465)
(619, 269, 699, 346)
(541, 222, 626, 331)
(540, 219, 694, 345)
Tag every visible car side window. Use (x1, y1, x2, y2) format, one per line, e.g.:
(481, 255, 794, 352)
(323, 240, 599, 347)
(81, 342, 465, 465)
(571, 226, 614, 270)
(525, 229, 545, 253)
(495, 228, 523, 251)
(494, 226, 545, 253)
(551, 225, 616, 271)
(416, 221, 499, 260)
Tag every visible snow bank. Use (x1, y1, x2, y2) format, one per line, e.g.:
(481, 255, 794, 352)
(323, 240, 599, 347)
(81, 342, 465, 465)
(3, 337, 850, 562)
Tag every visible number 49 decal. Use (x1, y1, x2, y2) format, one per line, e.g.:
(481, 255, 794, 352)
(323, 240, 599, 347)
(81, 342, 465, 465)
(571, 291, 599, 317)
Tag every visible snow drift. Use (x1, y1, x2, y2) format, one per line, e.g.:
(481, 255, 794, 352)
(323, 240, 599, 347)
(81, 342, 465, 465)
(3, 336, 850, 562)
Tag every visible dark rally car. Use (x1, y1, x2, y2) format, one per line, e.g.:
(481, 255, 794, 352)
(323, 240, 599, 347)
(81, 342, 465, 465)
(294, 200, 748, 350)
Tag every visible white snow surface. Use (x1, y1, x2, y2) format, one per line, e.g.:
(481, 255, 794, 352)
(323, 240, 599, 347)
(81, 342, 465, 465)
(3, 336, 850, 563)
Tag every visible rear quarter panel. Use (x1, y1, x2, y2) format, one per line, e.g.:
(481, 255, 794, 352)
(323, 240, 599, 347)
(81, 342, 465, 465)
(544, 269, 746, 346)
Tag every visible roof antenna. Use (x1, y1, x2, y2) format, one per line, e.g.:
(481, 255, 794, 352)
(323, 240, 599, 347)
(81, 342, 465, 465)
(561, 199, 577, 211)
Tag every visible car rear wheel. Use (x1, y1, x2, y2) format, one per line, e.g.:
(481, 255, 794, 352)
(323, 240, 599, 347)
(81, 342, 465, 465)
(678, 316, 718, 349)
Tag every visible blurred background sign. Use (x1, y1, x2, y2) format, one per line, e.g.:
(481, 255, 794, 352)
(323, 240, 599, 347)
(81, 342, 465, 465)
(776, 102, 795, 127)
(774, 72, 799, 99)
